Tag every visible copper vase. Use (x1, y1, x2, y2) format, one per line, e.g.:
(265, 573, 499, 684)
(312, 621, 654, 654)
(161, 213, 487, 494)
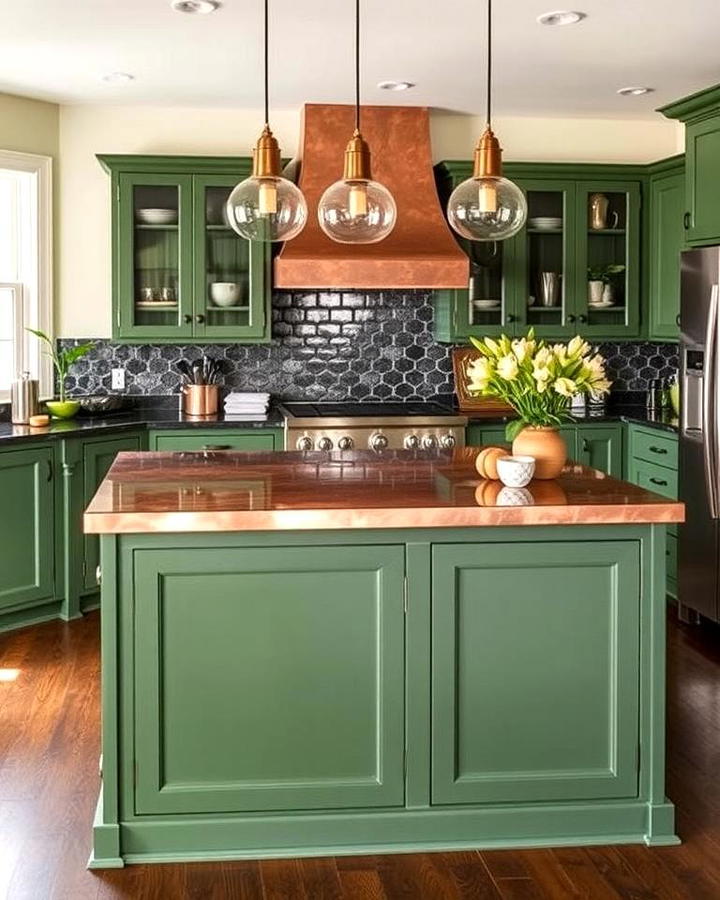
(512, 426, 567, 480)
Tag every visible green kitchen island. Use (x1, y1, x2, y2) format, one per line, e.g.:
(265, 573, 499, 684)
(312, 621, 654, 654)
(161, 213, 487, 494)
(83, 448, 684, 868)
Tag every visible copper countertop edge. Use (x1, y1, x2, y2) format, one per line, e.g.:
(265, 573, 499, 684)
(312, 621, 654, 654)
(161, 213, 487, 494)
(83, 502, 685, 535)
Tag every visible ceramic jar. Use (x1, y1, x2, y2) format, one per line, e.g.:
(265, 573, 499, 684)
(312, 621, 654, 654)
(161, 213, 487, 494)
(512, 426, 566, 479)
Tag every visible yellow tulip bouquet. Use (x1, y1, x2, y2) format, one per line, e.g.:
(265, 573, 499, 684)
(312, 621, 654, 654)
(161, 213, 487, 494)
(466, 329, 612, 441)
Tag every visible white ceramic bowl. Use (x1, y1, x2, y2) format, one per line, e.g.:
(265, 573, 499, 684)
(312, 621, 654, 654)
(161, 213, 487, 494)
(136, 208, 178, 226)
(209, 282, 243, 307)
(496, 455, 536, 487)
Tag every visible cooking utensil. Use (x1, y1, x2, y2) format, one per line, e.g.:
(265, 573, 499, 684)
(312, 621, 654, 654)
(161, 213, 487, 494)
(192, 360, 203, 385)
(177, 360, 193, 384)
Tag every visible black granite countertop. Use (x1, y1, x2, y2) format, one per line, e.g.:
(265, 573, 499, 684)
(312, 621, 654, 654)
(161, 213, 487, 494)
(0, 394, 678, 447)
(464, 406, 678, 434)
(0, 404, 286, 446)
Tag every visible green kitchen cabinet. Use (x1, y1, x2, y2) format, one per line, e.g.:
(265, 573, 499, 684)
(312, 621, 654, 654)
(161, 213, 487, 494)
(431, 539, 640, 803)
(98, 155, 270, 344)
(0, 445, 55, 618)
(434, 162, 643, 342)
(82, 435, 144, 593)
(59, 431, 145, 620)
(648, 158, 685, 340)
(660, 84, 720, 246)
(626, 424, 678, 597)
(433, 161, 515, 341)
(576, 424, 624, 477)
(148, 428, 284, 451)
(466, 422, 622, 477)
(131, 543, 406, 814)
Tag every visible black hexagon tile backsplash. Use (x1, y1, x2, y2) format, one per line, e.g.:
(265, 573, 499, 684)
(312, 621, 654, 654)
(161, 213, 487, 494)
(59, 291, 679, 400)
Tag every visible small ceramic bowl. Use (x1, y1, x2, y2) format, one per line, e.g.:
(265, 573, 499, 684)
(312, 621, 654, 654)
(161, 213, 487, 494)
(496, 455, 535, 487)
(46, 400, 80, 419)
(210, 282, 243, 307)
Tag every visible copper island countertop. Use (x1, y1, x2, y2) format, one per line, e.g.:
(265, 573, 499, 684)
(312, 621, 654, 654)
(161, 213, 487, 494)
(83, 448, 685, 534)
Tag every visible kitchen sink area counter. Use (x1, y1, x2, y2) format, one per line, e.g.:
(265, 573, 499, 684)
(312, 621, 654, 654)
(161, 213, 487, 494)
(87, 448, 682, 867)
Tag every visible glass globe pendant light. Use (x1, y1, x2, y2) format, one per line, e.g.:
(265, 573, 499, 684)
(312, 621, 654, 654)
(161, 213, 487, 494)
(317, 0, 397, 244)
(226, 0, 307, 242)
(447, 0, 527, 242)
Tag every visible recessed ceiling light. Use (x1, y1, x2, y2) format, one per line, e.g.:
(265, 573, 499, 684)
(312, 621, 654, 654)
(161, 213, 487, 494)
(537, 10, 586, 26)
(171, 0, 221, 13)
(617, 86, 653, 96)
(377, 81, 415, 92)
(101, 72, 135, 85)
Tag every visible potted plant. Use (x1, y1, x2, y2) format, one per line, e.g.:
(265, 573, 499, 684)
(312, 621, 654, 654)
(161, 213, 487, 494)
(587, 263, 625, 306)
(466, 329, 611, 478)
(26, 329, 94, 419)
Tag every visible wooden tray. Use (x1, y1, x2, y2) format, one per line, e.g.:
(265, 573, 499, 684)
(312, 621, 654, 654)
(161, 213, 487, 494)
(451, 348, 513, 414)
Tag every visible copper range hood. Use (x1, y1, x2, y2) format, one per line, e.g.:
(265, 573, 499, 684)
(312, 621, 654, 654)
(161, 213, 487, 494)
(274, 104, 469, 290)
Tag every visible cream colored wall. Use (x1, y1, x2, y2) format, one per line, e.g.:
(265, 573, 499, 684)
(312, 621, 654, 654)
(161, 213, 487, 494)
(0, 92, 59, 157)
(0, 92, 60, 334)
(57, 104, 683, 337)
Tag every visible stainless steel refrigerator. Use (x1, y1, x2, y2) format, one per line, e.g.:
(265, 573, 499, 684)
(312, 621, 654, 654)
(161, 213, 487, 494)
(679, 246, 720, 622)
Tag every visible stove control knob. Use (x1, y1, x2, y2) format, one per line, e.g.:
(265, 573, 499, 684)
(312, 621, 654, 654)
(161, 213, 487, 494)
(439, 432, 457, 450)
(296, 434, 313, 451)
(337, 435, 354, 450)
(317, 436, 334, 451)
(404, 434, 420, 450)
(370, 431, 389, 452)
(421, 434, 437, 450)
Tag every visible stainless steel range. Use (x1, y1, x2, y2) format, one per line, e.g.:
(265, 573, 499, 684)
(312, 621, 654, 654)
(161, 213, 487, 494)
(282, 402, 467, 452)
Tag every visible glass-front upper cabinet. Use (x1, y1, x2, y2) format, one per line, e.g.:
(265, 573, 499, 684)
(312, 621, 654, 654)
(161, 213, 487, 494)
(117, 173, 194, 341)
(192, 175, 267, 341)
(513, 180, 577, 338)
(101, 156, 271, 344)
(574, 181, 640, 337)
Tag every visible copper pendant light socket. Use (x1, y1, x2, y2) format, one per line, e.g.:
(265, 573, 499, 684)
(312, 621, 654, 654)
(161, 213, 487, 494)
(252, 124, 282, 178)
(472, 127, 503, 179)
(342, 129, 373, 182)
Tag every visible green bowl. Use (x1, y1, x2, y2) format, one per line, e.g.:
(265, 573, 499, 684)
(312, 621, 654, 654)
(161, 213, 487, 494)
(669, 382, 680, 417)
(46, 400, 80, 419)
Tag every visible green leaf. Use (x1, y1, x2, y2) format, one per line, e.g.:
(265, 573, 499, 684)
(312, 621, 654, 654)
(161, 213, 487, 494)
(61, 342, 94, 366)
(25, 327, 53, 348)
(505, 418, 526, 443)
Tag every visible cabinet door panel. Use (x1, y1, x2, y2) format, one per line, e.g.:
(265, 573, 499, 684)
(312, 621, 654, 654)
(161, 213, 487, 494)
(83, 436, 141, 591)
(133, 544, 406, 814)
(116, 173, 194, 341)
(513, 180, 577, 338)
(574, 181, 641, 338)
(432, 540, 640, 804)
(687, 116, 720, 245)
(0, 447, 54, 611)
(193, 174, 270, 341)
(649, 169, 684, 339)
(149, 430, 280, 451)
(576, 425, 623, 476)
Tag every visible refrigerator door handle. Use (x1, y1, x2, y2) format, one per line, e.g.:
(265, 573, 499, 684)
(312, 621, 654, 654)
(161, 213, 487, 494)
(703, 283, 720, 519)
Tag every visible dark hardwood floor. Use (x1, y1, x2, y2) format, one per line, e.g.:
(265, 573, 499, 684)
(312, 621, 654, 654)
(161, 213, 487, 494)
(1, 610, 720, 899)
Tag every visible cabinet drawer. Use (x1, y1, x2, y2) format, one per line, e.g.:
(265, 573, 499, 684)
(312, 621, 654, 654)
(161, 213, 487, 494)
(150, 429, 281, 452)
(630, 458, 677, 499)
(630, 429, 677, 469)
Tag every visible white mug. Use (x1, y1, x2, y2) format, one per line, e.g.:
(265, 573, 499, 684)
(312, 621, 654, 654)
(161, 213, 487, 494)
(496, 455, 536, 487)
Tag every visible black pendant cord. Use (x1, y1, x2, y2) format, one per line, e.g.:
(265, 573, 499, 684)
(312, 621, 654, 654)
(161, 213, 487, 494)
(355, 0, 361, 133)
(486, 0, 492, 129)
(264, 0, 270, 127)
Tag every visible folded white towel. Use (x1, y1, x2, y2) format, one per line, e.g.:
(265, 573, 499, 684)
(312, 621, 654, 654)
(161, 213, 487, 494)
(224, 392, 270, 402)
(223, 414, 269, 421)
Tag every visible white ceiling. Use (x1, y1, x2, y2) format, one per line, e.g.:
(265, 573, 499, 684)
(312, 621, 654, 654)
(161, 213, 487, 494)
(2, 0, 719, 118)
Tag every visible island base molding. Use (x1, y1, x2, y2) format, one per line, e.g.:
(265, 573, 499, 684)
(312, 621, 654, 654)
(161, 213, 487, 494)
(89, 798, 679, 868)
(91, 525, 678, 867)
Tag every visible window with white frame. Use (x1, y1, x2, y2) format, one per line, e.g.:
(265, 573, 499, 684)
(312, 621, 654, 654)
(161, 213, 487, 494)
(0, 150, 53, 401)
